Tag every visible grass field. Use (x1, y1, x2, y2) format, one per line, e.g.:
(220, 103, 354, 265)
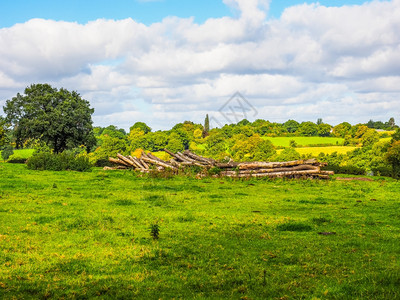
(9, 149, 35, 159)
(263, 137, 345, 147)
(1, 163, 400, 299)
(289, 146, 358, 156)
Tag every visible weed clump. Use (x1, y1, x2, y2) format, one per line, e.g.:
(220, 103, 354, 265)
(276, 222, 312, 232)
(150, 224, 160, 239)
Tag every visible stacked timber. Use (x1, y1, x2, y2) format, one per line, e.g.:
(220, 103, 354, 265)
(107, 149, 333, 179)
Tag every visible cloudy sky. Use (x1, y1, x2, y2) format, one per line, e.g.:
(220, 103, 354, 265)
(0, 0, 399, 130)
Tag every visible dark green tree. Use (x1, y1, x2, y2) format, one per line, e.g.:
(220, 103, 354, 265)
(284, 120, 299, 134)
(298, 121, 318, 136)
(0, 116, 9, 148)
(386, 141, 400, 178)
(3, 84, 96, 153)
(203, 114, 210, 138)
(318, 123, 332, 137)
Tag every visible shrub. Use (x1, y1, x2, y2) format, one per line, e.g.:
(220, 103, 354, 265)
(27, 151, 92, 172)
(7, 154, 26, 164)
(1, 145, 14, 161)
(386, 141, 400, 178)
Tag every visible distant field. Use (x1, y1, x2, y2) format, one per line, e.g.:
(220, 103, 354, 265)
(263, 137, 344, 147)
(10, 149, 34, 158)
(294, 146, 357, 156)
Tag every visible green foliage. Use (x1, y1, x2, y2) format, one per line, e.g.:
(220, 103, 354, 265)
(130, 122, 151, 134)
(1, 145, 14, 161)
(392, 128, 400, 143)
(289, 139, 297, 148)
(231, 134, 276, 162)
(150, 224, 160, 240)
(167, 134, 185, 153)
(203, 114, 210, 137)
(205, 133, 227, 156)
(386, 141, 400, 178)
(91, 135, 128, 166)
(317, 123, 332, 137)
(276, 222, 312, 232)
(361, 129, 380, 147)
(6, 154, 27, 164)
(298, 121, 318, 136)
(333, 122, 352, 138)
(27, 150, 92, 172)
(0, 116, 9, 148)
(4, 84, 96, 153)
(100, 125, 127, 140)
(275, 147, 301, 162)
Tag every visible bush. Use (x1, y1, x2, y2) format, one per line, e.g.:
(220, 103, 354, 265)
(1, 145, 14, 161)
(27, 151, 92, 172)
(7, 154, 27, 164)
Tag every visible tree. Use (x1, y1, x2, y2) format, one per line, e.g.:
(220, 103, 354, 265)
(298, 121, 318, 136)
(361, 129, 379, 147)
(333, 122, 352, 138)
(318, 123, 332, 137)
(317, 118, 323, 125)
(3, 84, 96, 153)
(0, 116, 9, 148)
(386, 141, 400, 178)
(203, 114, 210, 138)
(130, 122, 151, 134)
(167, 133, 185, 153)
(388, 117, 396, 129)
(284, 120, 299, 134)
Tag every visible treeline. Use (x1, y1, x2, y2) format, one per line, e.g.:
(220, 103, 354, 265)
(2, 84, 400, 177)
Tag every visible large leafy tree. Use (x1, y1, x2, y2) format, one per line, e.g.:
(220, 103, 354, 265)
(0, 116, 9, 148)
(3, 84, 96, 153)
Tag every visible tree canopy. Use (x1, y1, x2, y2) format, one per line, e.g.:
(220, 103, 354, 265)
(3, 84, 96, 153)
(0, 116, 9, 148)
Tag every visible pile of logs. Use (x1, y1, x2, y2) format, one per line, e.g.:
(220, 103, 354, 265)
(106, 149, 334, 179)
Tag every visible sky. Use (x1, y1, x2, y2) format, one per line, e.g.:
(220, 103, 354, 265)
(0, 0, 399, 130)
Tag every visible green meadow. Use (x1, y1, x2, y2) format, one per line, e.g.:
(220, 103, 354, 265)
(262, 137, 345, 147)
(1, 163, 400, 299)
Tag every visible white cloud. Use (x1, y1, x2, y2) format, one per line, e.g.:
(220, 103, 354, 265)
(1, 0, 400, 130)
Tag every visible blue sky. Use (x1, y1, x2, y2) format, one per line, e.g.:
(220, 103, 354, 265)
(0, 0, 369, 27)
(0, 0, 399, 130)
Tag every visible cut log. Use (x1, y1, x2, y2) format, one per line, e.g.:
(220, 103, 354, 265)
(128, 155, 142, 170)
(320, 170, 335, 176)
(117, 153, 137, 168)
(225, 165, 320, 175)
(141, 156, 178, 170)
(109, 157, 130, 167)
(221, 169, 322, 178)
(164, 148, 180, 160)
(103, 166, 128, 170)
(238, 160, 312, 170)
(183, 150, 216, 165)
(131, 156, 146, 170)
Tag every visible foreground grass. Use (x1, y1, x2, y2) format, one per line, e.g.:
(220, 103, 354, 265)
(1, 163, 400, 299)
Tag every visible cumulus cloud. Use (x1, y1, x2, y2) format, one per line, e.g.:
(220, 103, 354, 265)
(0, 0, 400, 129)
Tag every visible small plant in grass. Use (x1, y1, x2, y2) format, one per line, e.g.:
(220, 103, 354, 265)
(311, 216, 332, 225)
(276, 222, 312, 232)
(150, 224, 160, 240)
